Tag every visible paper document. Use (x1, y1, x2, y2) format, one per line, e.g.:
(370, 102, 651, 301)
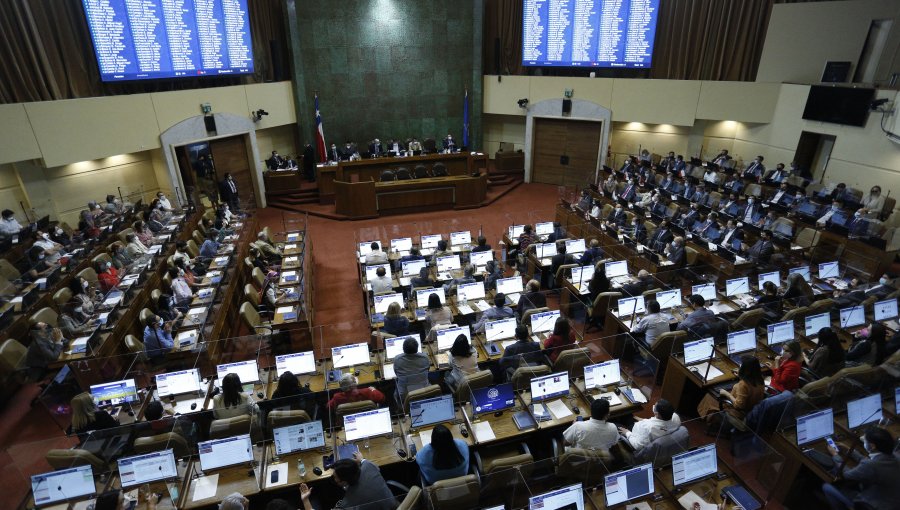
(474, 300, 491, 312)
(187, 307, 204, 316)
(472, 421, 495, 441)
(691, 362, 724, 381)
(284, 257, 298, 264)
(597, 392, 623, 407)
(265, 463, 288, 488)
(10, 296, 22, 304)
(382, 363, 396, 379)
(628, 387, 648, 403)
(456, 303, 474, 315)
(214, 257, 228, 265)
(501, 340, 516, 349)
(276, 306, 293, 314)
(191, 474, 219, 501)
(285, 244, 297, 250)
(546, 399, 573, 419)
(678, 491, 718, 510)
(419, 429, 432, 446)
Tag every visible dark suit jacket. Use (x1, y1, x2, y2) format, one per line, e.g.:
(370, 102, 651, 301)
(748, 240, 774, 263)
(631, 224, 648, 244)
(722, 180, 743, 194)
(579, 247, 604, 265)
(338, 146, 355, 160)
(668, 244, 685, 266)
(620, 185, 637, 202)
(649, 228, 673, 252)
(499, 340, 544, 374)
(219, 178, 238, 201)
(387, 141, 406, 153)
(302, 145, 315, 173)
(369, 142, 384, 156)
(442, 138, 457, 151)
(840, 453, 900, 509)
(606, 210, 627, 228)
(550, 253, 575, 280)
(518, 291, 547, 317)
(844, 216, 869, 237)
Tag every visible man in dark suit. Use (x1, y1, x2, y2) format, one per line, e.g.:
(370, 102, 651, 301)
(673, 155, 686, 176)
(266, 150, 286, 170)
(442, 133, 457, 152)
(660, 151, 676, 170)
(742, 156, 765, 180)
(302, 143, 316, 182)
(681, 180, 696, 201)
(678, 205, 701, 230)
(499, 325, 543, 377)
(387, 139, 405, 155)
(328, 143, 341, 163)
(579, 239, 604, 266)
(721, 175, 744, 195)
(550, 242, 575, 287)
(338, 141, 356, 160)
(719, 193, 741, 217)
(718, 219, 741, 247)
(677, 295, 716, 332)
(739, 197, 762, 224)
(712, 150, 730, 166)
(605, 205, 627, 229)
(620, 270, 654, 297)
(219, 173, 240, 212)
(844, 210, 870, 237)
(763, 163, 788, 184)
(629, 217, 648, 244)
(692, 212, 716, 237)
(665, 236, 686, 266)
(649, 219, 674, 253)
(369, 139, 384, 157)
(691, 184, 710, 206)
(768, 181, 792, 206)
(649, 194, 667, 218)
(822, 426, 900, 510)
(620, 179, 638, 203)
(746, 230, 774, 264)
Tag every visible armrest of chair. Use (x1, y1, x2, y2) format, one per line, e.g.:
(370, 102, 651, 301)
(386, 480, 411, 499)
(519, 441, 531, 457)
(473, 450, 485, 474)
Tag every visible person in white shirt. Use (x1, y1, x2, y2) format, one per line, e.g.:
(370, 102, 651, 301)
(0, 209, 23, 238)
(817, 201, 843, 226)
(33, 231, 64, 264)
(702, 169, 719, 185)
(861, 185, 885, 219)
(563, 399, 620, 451)
(589, 200, 602, 219)
(168, 267, 194, 309)
(156, 192, 174, 212)
(618, 398, 681, 450)
(125, 233, 149, 259)
(364, 242, 388, 265)
(631, 300, 671, 347)
(370, 266, 393, 294)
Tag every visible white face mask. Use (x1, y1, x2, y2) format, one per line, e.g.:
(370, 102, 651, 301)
(879, 277, 889, 285)
(748, 198, 754, 204)
(82, 280, 89, 289)
(55, 228, 63, 235)
(42, 233, 50, 240)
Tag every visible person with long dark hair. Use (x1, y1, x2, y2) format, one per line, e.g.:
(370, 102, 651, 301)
(543, 316, 576, 363)
(446, 335, 478, 391)
(587, 261, 610, 303)
(769, 341, 802, 392)
(697, 356, 765, 425)
(783, 272, 814, 307)
(213, 373, 255, 419)
(847, 322, 887, 366)
(808, 327, 846, 378)
(415, 424, 470, 484)
(424, 292, 452, 336)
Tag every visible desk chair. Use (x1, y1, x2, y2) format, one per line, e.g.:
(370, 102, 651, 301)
(77, 267, 98, 284)
(649, 331, 687, 383)
(267, 410, 312, 431)
(396, 485, 422, 510)
(29, 307, 58, 327)
(395, 167, 412, 180)
(192, 230, 204, 246)
(0, 259, 20, 282)
(139, 308, 155, 325)
(807, 298, 834, 316)
(161, 272, 173, 290)
(124, 334, 146, 361)
(92, 253, 111, 269)
(252, 267, 266, 289)
(432, 163, 448, 177)
(731, 308, 764, 330)
(53, 287, 72, 307)
(45, 449, 107, 471)
(0, 339, 27, 380)
(780, 306, 808, 322)
(414, 165, 429, 179)
(239, 302, 272, 336)
(150, 289, 162, 303)
(552, 439, 612, 489)
(521, 307, 549, 328)
(554, 263, 578, 290)
(453, 370, 493, 403)
(794, 227, 820, 257)
(335, 400, 377, 421)
(425, 474, 479, 510)
(243, 284, 270, 318)
(797, 374, 832, 405)
(684, 246, 699, 267)
(475, 443, 534, 509)
(553, 347, 592, 378)
(423, 138, 437, 153)
(186, 239, 200, 258)
(380, 170, 396, 182)
(829, 365, 885, 402)
(209, 415, 252, 440)
(587, 291, 621, 331)
(744, 183, 762, 198)
(629, 425, 689, 468)
(134, 432, 191, 458)
(117, 228, 133, 244)
(401, 384, 442, 415)
(510, 365, 550, 392)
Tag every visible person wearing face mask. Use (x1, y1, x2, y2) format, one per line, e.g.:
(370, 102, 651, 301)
(49, 224, 72, 248)
(821, 426, 900, 510)
(329, 451, 395, 510)
(745, 230, 774, 264)
(648, 192, 667, 217)
(156, 191, 174, 212)
(721, 174, 743, 195)
(620, 178, 637, 202)
(33, 231, 64, 264)
(338, 140, 356, 160)
(763, 163, 788, 184)
(757, 211, 778, 231)
(219, 172, 240, 212)
(149, 198, 171, 224)
(156, 293, 182, 322)
(648, 219, 674, 253)
(97, 260, 119, 293)
(329, 143, 341, 163)
(691, 184, 710, 206)
(817, 200, 845, 227)
(68, 277, 99, 315)
(103, 194, 121, 214)
(143, 313, 175, 360)
(59, 301, 94, 339)
(124, 233, 149, 261)
(768, 182, 792, 206)
(658, 171, 676, 193)
(25, 245, 55, 282)
(664, 236, 686, 266)
(629, 216, 648, 244)
(678, 204, 700, 230)
(740, 196, 762, 224)
(844, 209, 870, 237)
(712, 149, 730, 166)
(87, 201, 106, 221)
(605, 204, 627, 229)
(741, 155, 765, 180)
(602, 173, 617, 195)
(860, 186, 884, 218)
(702, 168, 719, 186)
(0, 209, 23, 238)
(680, 178, 697, 201)
(25, 322, 65, 380)
(168, 267, 194, 310)
(618, 398, 681, 450)
(442, 133, 457, 152)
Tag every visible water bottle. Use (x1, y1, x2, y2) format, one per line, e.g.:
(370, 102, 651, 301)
(298, 458, 307, 477)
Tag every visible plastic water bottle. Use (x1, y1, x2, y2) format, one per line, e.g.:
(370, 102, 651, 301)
(298, 458, 307, 477)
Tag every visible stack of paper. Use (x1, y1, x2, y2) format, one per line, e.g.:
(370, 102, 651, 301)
(472, 421, 495, 441)
(546, 400, 573, 419)
(677, 491, 717, 510)
(456, 304, 474, 315)
(473, 300, 491, 312)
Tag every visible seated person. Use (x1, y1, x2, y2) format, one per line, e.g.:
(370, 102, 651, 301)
(563, 398, 619, 451)
(253, 232, 283, 263)
(783, 272, 814, 307)
(410, 266, 434, 289)
(25, 322, 65, 380)
(69, 392, 118, 437)
(632, 300, 671, 347)
(629, 216, 648, 244)
(382, 302, 409, 336)
(270, 371, 313, 410)
(619, 269, 653, 297)
(444, 264, 476, 294)
(416, 424, 470, 485)
(763, 163, 788, 184)
(331, 453, 395, 510)
(399, 246, 425, 266)
(499, 325, 543, 378)
(424, 293, 453, 336)
(34, 231, 64, 264)
(97, 260, 119, 294)
(266, 150, 288, 169)
(757, 211, 778, 231)
(618, 398, 681, 450)
(605, 204, 627, 229)
(473, 293, 515, 333)
(124, 233, 149, 259)
(143, 314, 174, 360)
(690, 184, 710, 206)
(664, 236, 686, 266)
(718, 219, 743, 249)
(677, 204, 700, 230)
(677, 294, 715, 333)
(103, 194, 122, 214)
(518, 279, 547, 318)
(808, 327, 846, 378)
(754, 281, 783, 319)
(156, 294, 182, 323)
(721, 175, 743, 195)
(817, 201, 845, 226)
(110, 242, 134, 271)
(199, 231, 220, 259)
(23, 245, 56, 282)
(472, 235, 492, 253)
(847, 323, 888, 366)
(549, 241, 575, 285)
(768, 341, 802, 393)
(58, 302, 94, 339)
(745, 230, 774, 264)
(393, 338, 430, 402)
(0, 208, 23, 238)
(213, 373, 256, 419)
(326, 374, 385, 409)
(543, 316, 576, 363)
(446, 335, 479, 390)
(821, 427, 900, 510)
(844, 209, 871, 237)
(370, 266, 393, 294)
(135, 400, 193, 441)
(338, 141, 357, 160)
(387, 138, 405, 155)
(739, 197, 762, 224)
(442, 133, 457, 152)
(579, 239, 605, 266)
(718, 193, 742, 217)
(430, 240, 452, 264)
(648, 219, 674, 253)
(364, 241, 388, 265)
(697, 356, 765, 427)
(50, 224, 73, 248)
(169, 267, 194, 310)
(768, 181, 792, 206)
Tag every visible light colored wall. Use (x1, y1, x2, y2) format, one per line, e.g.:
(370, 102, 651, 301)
(757, 0, 900, 84)
(255, 124, 300, 168)
(0, 164, 28, 217)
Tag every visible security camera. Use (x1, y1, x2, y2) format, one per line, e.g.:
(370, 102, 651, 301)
(870, 98, 889, 111)
(251, 109, 269, 122)
(517, 98, 529, 108)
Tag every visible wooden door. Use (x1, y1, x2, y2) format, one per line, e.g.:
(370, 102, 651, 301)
(532, 118, 602, 186)
(209, 135, 256, 208)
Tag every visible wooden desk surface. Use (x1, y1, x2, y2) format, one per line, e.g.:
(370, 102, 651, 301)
(587, 488, 678, 510)
(181, 446, 264, 509)
(522, 384, 588, 430)
(332, 422, 406, 467)
(261, 443, 333, 491)
(401, 408, 475, 450)
(461, 404, 529, 445)
(109, 458, 191, 510)
(326, 353, 383, 389)
(656, 457, 752, 510)
(572, 379, 645, 419)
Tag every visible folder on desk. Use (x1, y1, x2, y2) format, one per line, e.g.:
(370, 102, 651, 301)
(721, 485, 761, 510)
(513, 410, 538, 430)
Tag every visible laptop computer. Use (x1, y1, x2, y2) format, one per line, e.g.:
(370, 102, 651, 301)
(726, 329, 757, 364)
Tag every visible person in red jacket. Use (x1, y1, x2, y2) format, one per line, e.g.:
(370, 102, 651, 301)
(769, 340, 802, 392)
(543, 316, 577, 363)
(97, 260, 120, 294)
(327, 374, 385, 409)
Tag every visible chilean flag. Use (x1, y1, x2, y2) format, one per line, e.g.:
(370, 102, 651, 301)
(314, 93, 327, 163)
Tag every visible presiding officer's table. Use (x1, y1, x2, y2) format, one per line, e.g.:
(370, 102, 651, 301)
(334, 174, 488, 219)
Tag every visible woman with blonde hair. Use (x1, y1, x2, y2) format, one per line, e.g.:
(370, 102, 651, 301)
(70, 392, 118, 435)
